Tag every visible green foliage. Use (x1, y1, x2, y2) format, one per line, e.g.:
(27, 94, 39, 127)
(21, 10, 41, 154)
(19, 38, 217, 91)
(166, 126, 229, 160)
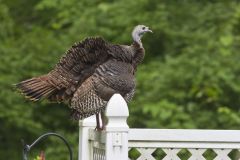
(1, 0, 240, 159)
(33, 156, 41, 160)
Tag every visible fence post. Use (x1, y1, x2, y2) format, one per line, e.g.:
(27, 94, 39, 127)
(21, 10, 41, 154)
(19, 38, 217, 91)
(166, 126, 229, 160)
(105, 94, 129, 160)
(78, 115, 96, 160)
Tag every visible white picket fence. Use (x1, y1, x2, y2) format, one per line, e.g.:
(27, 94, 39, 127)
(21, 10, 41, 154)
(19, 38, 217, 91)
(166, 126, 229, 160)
(78, 94, 240, 160)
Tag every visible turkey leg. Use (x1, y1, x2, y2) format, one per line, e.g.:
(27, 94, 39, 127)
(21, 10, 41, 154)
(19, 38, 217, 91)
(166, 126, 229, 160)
(95, 113, 101, 130)
(100, 111, 106, 130)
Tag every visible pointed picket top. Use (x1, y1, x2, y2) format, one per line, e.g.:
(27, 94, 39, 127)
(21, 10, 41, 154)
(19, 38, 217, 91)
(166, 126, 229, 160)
(105, 94, 129, 131)
(106, 94, 129, 117)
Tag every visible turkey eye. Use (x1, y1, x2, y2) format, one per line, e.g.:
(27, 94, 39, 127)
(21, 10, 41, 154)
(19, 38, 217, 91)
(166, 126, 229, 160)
(142, 27, 145, 30)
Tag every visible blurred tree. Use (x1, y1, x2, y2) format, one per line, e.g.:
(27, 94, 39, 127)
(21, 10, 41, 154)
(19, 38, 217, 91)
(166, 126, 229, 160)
(0, 0, 240, 159)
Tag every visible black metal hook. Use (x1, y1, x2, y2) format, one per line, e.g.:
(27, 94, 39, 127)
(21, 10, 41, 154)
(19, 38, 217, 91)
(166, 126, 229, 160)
(22, 132, 73, 160)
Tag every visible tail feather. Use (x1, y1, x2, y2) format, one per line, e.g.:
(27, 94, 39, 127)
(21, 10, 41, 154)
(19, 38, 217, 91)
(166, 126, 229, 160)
(15, 76, 56, 101)
(25, 86, 53, 99)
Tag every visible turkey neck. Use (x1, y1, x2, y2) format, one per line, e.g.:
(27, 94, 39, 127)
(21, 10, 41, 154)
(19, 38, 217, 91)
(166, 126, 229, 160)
(131, 41, 145, 70)
(132, 40, 143, 49)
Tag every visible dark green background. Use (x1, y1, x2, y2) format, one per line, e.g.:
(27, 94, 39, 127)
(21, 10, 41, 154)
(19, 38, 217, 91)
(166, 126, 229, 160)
(1, 0, 240, 159)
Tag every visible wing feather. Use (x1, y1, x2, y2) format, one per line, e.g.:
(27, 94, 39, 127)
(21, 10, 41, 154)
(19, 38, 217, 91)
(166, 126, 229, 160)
(47, 37, 111, 102)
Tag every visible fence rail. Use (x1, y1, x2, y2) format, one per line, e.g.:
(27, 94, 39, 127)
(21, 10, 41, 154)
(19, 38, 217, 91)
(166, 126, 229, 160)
(78, 94, 240, 160)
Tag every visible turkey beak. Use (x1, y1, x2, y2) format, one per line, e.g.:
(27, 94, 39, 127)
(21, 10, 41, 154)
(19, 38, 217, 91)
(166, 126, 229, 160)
(146, 27, 153, 33)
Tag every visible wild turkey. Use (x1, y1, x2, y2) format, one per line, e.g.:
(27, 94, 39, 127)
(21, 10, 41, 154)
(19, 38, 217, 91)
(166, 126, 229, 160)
(15, 25, 152, 129)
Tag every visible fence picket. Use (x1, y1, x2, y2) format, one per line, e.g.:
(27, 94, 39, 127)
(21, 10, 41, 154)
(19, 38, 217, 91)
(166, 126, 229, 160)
(79, 94, 240, 160)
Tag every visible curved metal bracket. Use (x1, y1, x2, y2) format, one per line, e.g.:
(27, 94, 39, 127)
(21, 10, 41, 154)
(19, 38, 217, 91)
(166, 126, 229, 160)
(22, 132, 73, 160)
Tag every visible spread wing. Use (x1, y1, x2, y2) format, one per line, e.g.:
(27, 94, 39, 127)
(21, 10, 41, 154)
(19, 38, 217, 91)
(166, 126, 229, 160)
(16, 37, 111, 102)
(48, 37, 112, 101)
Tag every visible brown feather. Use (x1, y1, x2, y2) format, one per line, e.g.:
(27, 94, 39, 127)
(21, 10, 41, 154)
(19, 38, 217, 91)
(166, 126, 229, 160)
(15, 75, 56, 101)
